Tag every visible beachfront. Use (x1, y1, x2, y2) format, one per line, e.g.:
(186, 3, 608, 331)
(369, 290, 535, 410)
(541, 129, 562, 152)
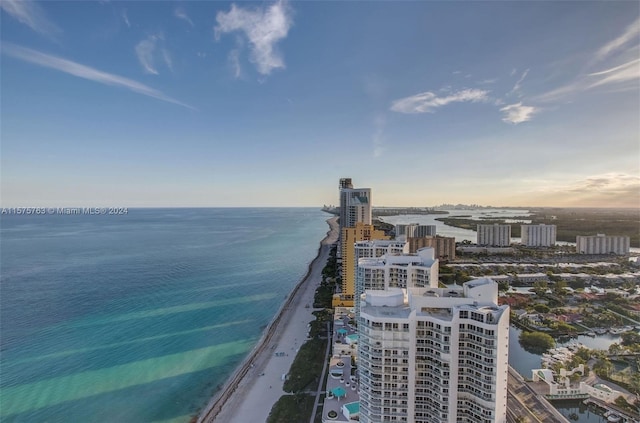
(198, 217, 339, 423)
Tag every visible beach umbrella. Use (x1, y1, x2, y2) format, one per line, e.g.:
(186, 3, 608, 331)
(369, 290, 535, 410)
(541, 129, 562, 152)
(331, 386, 347, 399)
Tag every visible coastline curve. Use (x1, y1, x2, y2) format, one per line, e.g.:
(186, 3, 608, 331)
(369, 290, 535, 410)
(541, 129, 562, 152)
(196, 216, 338, 423)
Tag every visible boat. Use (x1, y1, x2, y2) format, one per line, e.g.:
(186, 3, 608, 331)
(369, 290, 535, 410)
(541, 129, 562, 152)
(605, 412, 622, 422)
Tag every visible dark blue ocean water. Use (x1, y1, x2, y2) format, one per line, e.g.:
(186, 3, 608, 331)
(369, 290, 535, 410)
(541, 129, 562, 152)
(0, 208, 329, 423)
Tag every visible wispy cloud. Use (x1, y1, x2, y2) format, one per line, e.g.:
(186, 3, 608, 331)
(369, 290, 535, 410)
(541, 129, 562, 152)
(1, 43, 194, 110)
(0, 0, 61, 38)
(122, 9, 131, 28)
(390, 88, 489, 114)
(535, 58, 639, 103)
(215, 0, 292, 76)
(478, 78, 498, 85)
(174, 7, 194, 27)
(372, 115, 386, 158)
(588, 58, 640, 89)
(135, 36, 159, 74)
(531, 173, 640, 207)
(500, 102, 537, 124)
(594, 17, 640, 63)
(536, 18, 640, 103)
(573, 173, 640, 193)
(508, 68, 529, 96)
(162, 48, 173, 72)
(228, 49, 242, 78)
(135, 34, 173, 75)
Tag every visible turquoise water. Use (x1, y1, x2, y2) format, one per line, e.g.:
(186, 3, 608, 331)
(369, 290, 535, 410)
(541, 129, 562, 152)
(0, 208, 329, 422)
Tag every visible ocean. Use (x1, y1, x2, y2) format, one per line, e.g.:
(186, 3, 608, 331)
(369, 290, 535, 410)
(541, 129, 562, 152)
(0, 208, 330, 423)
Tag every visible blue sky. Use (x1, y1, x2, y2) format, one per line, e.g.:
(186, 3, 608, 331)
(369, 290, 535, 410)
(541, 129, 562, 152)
(1, 1, 638, 207)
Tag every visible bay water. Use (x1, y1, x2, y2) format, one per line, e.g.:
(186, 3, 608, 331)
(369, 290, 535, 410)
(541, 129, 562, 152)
(0, 208, 329, 423)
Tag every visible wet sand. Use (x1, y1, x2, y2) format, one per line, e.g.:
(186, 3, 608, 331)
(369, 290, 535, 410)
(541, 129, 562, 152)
(197, 216, 338, 423)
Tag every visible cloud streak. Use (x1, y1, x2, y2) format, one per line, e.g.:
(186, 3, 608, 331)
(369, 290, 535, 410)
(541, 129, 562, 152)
(228, 49, 242, 78)
(0, 0, 61, 38)
(535, 58, 640, 103)
(372, 115, 386, 158)
(135, 35, 174, 75)
(536, 18, 640, 103)
(1, 43, 194, 110)
(174, 7, 194, 27)
(135, 36, 159, 74)
(587, 58, 640, 89)
(594, 17, 640, 63)
(215, 0, 292, 75)
(122, 9, 131, 28)
(508, 68, 529, 96)
(390, 88, 489, 114)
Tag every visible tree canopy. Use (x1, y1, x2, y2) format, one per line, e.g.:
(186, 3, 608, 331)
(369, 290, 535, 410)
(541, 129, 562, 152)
(519, 331, 555, 353)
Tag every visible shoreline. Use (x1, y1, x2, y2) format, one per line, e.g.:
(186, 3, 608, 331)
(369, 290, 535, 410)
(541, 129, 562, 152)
(196, 216, 338, 423)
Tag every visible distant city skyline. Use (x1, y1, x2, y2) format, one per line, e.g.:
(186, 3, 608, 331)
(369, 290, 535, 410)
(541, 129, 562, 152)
(1, 1, 638, 208)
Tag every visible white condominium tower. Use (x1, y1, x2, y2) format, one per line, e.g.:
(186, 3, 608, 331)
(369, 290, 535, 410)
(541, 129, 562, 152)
(521, 224, 557, 247)
(576, 234, 630, 255)
(339, 178, 372, 230)
(476, 224, 511, 247)
(407, 224, 437, 238)
(351, 239, 409, 296)
(358, 277, 509, 423)
(355, 248, 438, 312)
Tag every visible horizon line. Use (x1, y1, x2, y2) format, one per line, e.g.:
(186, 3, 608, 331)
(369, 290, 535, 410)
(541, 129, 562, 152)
(1, 205, 638, 210)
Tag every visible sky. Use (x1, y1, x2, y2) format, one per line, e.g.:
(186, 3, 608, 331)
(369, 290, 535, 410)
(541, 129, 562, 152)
(1, 1, 639, 208)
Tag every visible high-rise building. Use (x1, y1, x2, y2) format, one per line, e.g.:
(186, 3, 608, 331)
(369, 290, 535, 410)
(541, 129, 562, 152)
(339, 179, 372, 231)
(477, 224, 511, 247)
(395, 223, 415, 237)
(406, 224, 437, 238)
(576, 234, 630, 255)
(407, 236, 456, 260)
(358, 277, 509, 423)
(521, 224, 557, 247)
(333, 223, 391, 307)
(395, 224, 437, 238)
(355, 248, 439, 312)
(354, 239, 409, 265)
(339, 178, 353, 190)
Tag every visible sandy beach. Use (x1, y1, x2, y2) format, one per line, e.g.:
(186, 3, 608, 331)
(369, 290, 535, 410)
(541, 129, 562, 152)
(197, 216, 338, 423)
